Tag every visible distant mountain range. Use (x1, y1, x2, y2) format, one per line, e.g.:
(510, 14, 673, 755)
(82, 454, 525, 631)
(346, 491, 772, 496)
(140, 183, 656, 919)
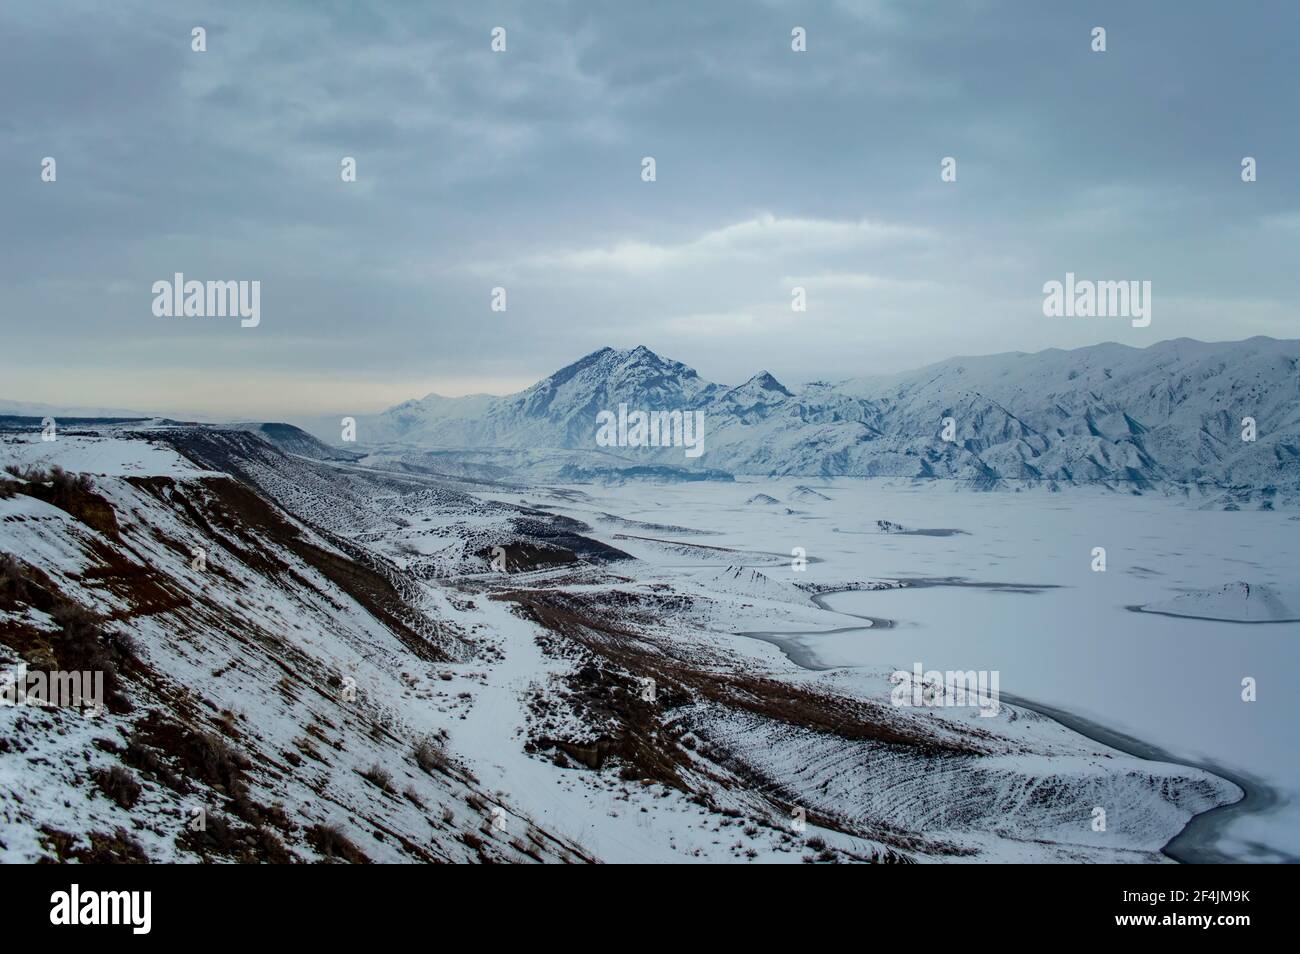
(0, 399, 153, 419)
(327, 338, 1298, 503)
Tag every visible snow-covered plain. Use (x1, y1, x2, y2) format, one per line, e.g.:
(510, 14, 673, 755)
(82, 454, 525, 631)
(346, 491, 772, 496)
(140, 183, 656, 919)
(3, 431, 217, 478)
(514, 478, 1300, 863)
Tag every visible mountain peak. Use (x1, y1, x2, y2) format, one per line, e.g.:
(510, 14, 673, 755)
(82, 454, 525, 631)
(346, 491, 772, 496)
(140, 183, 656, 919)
(615, 344, 676, 369)
(722, 370, 794, 406)
(745, 371, 793, 395)
(558, 346, 669, 376)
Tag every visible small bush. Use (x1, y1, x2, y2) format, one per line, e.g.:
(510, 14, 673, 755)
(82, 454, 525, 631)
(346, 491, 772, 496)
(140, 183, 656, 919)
(42, 826, 150, 864)
(92, 765, 142, 810)
(459, 831, 485, 852)
(0, 553, 30, 603)
(181, 812, 294, 863)
(124, 736, 183, 792)
(215, 709, 240, 738)
(48, 603, 133, 710)
(412, 735, 449, 774)
(306, 822, 371, 864)
(78, 828, 150, 863)
(361, 764, 395, 793)
(4, 463, 48, 483)
(49, 465, 93, 494)
(184, 729, 248, 795)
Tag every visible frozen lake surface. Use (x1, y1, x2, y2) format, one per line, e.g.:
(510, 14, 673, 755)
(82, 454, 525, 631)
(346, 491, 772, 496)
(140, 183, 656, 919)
(554, 478, 1300, 863)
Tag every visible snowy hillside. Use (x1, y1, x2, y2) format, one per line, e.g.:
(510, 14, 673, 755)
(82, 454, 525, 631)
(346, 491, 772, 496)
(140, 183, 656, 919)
(0, 427, 596, 862)
(228, 422, 364, 462)
(0, 421, 1242, 862)
(336, 339, 1299, 504)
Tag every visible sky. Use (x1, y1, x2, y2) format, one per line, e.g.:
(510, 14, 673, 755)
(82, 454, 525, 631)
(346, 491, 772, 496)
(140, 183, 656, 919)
(2, 0, 1298, 418)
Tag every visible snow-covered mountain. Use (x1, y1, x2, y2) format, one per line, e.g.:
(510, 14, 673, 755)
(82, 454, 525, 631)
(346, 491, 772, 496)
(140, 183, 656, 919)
(346, 338, 1300, 503)
(363, 346, 723, 449)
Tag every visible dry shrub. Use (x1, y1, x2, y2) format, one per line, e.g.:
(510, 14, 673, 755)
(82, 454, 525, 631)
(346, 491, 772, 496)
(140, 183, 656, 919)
(306, 823, 371, 864)
(92, 765, 142, 810)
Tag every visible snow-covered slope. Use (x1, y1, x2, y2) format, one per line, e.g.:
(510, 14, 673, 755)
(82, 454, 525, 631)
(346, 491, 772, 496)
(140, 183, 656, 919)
(1, 422, 1243, 862)
(341, 338, 1299, 503)
(827, 336, 1299, 494)
(228, 422, 364, 462)
(686, 565, 812, 606)
(0, 426, 611, 862)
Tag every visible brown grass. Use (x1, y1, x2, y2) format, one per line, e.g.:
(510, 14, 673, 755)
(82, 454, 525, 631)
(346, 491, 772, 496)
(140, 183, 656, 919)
(306, 823, 371, 864)
(40, 826, 150, 864)
(91, 765, 142, 810)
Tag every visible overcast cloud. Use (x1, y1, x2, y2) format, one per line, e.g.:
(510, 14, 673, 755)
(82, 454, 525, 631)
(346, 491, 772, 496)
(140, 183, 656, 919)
(2, 0, 1298, 417)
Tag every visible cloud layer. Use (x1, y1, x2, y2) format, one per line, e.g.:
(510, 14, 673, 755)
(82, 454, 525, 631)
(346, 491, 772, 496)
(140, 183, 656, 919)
(2, 0, 1298, 417)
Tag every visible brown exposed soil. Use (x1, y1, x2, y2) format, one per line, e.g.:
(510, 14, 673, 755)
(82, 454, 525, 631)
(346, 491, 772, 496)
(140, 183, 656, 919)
(15, 482, 120, 541)
(474, 541, 579, 573)
(504, 588, 977, 756)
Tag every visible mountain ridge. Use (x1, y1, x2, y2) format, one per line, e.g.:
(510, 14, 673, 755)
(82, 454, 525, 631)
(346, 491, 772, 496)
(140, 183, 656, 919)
(327, 337, 1300, 502)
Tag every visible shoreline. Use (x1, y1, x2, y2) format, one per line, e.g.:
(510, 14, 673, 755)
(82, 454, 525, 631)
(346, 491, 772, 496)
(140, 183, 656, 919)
(997, 692, 1289, 864)
(1125, 604, 1300, 624)
(739, 584, 1284, 864)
